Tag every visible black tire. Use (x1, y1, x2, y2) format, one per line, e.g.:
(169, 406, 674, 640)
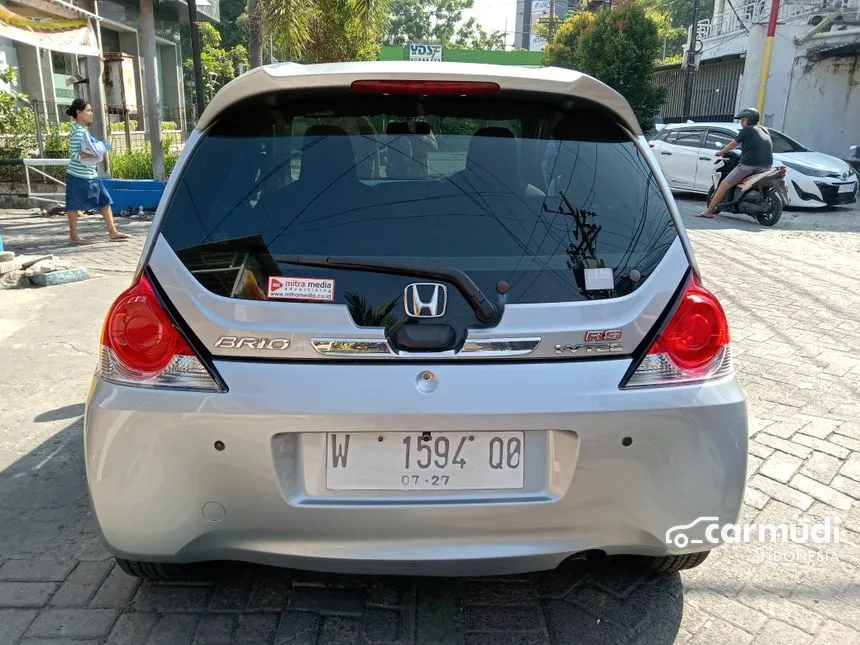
(636, 551, 711, 573)
(115, 557, 195, 582)
(756, 190, 783, 226)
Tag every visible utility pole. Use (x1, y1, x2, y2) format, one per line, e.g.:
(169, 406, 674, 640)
(140, 0, 164, 180)
(187, 0, 205, 120)
(756, 0, 781, 120)
(88, 2, 108, 162)
(682, 0, 701, 120)
(549, 0, 556, 43)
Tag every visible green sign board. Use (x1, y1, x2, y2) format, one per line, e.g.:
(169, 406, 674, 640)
(378, 46, 544, 67)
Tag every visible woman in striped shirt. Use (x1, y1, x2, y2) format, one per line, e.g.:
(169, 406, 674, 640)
(65, 98, 129, 244)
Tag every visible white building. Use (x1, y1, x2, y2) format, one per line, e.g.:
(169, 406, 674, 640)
(0, 0, 220, 140)
(514, 0, 575, 51)
(656, 0, 860, 157)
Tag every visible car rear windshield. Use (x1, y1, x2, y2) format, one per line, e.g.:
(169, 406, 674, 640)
(160, 90, 678, 322)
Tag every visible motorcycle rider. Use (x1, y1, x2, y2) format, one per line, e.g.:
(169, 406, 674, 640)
(698, 107, 773, 218)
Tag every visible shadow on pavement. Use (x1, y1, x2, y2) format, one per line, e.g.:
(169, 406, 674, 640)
(673, 193, 860, 234)
(0, 417, 98, 561)
(0, 210, 147, 261)
(0, 410, 685, 644)
(34, 403, 86, 423)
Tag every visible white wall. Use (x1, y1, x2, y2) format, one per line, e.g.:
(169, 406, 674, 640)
(734, 24, 859, 157)
(736, 24, 809, 127)
(701, 32, 748, 60)
(782, 36, 860, 157)
(13, 43, 54, 111)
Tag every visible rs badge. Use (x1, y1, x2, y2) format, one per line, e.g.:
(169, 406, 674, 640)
(584, 329, 622, 342)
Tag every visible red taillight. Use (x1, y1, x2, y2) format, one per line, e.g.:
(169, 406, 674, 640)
(350, 80, 500, 96)
(97, 274, 220, 390)
(101, 275, 193, 375)
(649, 277, 729, 371)
(625, 275, 732, 387)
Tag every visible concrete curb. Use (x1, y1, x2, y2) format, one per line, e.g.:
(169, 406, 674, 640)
(29, 267, 90, 287)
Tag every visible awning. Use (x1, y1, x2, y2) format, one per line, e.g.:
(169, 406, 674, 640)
(807, 41, 860, 61)
(0, 0, 99, 56)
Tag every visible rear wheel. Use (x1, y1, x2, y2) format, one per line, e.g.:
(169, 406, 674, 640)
(115, 558, 195, 582)
(633, 551, 711, 573)
(756, 190, 783, 226)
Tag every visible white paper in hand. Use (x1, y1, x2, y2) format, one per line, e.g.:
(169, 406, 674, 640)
(79, 133, 107, 167)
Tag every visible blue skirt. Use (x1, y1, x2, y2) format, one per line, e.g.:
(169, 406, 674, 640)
(65, 174, 113, 211)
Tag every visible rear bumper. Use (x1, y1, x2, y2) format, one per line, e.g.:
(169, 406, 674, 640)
(84, 359, 748, 576)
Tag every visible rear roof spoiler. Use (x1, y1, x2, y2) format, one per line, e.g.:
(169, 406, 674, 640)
(195, 61, 643, 137)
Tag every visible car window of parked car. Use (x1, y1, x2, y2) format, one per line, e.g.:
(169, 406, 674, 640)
(705, 130, 734, 150)
(671, 130, 705, 148)
(768, 129, 807, 154)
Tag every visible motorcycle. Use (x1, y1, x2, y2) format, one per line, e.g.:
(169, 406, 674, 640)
(706, 150, 789, 226)
(846, 144, 859, 175)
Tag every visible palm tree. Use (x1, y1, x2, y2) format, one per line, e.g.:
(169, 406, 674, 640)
(259, 0, 390, 63)
(247, 0, 264, 68)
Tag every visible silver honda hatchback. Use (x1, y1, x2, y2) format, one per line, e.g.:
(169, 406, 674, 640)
(85, 62, 748, 581)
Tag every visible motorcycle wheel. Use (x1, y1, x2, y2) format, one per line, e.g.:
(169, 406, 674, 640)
(756, 191, 783, 226)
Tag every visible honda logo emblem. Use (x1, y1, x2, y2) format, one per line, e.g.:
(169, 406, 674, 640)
(404, 283, 447, 318)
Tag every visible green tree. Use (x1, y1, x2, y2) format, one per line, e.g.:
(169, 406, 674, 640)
(302, 0, 386, 62)
(184, 23, 248, 104)
(638, 0, 713, 62)
(385, 0, 478, 46)
(450, 17, 506, 50)
(540, 11, 596, 70)
(0, 64, 36, 155)
(261, 0, 389, 63)
(217, 0, 248, 50)
(544, 4, 664, 131)
(638, 0, 686, 62)
(666, 0, 714, 35)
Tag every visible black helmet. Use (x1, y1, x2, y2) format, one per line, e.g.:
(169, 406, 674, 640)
(734, 107, 760, 125)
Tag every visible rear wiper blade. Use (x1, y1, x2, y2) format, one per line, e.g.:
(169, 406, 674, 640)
(273, 255, 499, 323)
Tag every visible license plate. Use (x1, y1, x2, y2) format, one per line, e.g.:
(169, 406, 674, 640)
(838, 183, 855, 193)
(325, 432, 525, 491)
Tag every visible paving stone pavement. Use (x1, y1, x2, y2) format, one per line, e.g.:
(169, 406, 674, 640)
(0, 199, 859, 644)
(0, 209, 150, 276)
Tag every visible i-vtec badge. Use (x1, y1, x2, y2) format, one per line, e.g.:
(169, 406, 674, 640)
(214, 336, 291, 350)
(556, 330, 623, 355)
(555, 343, 623, 354)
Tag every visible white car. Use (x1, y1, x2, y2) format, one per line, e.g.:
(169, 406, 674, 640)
(650, 122, 859, 208)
